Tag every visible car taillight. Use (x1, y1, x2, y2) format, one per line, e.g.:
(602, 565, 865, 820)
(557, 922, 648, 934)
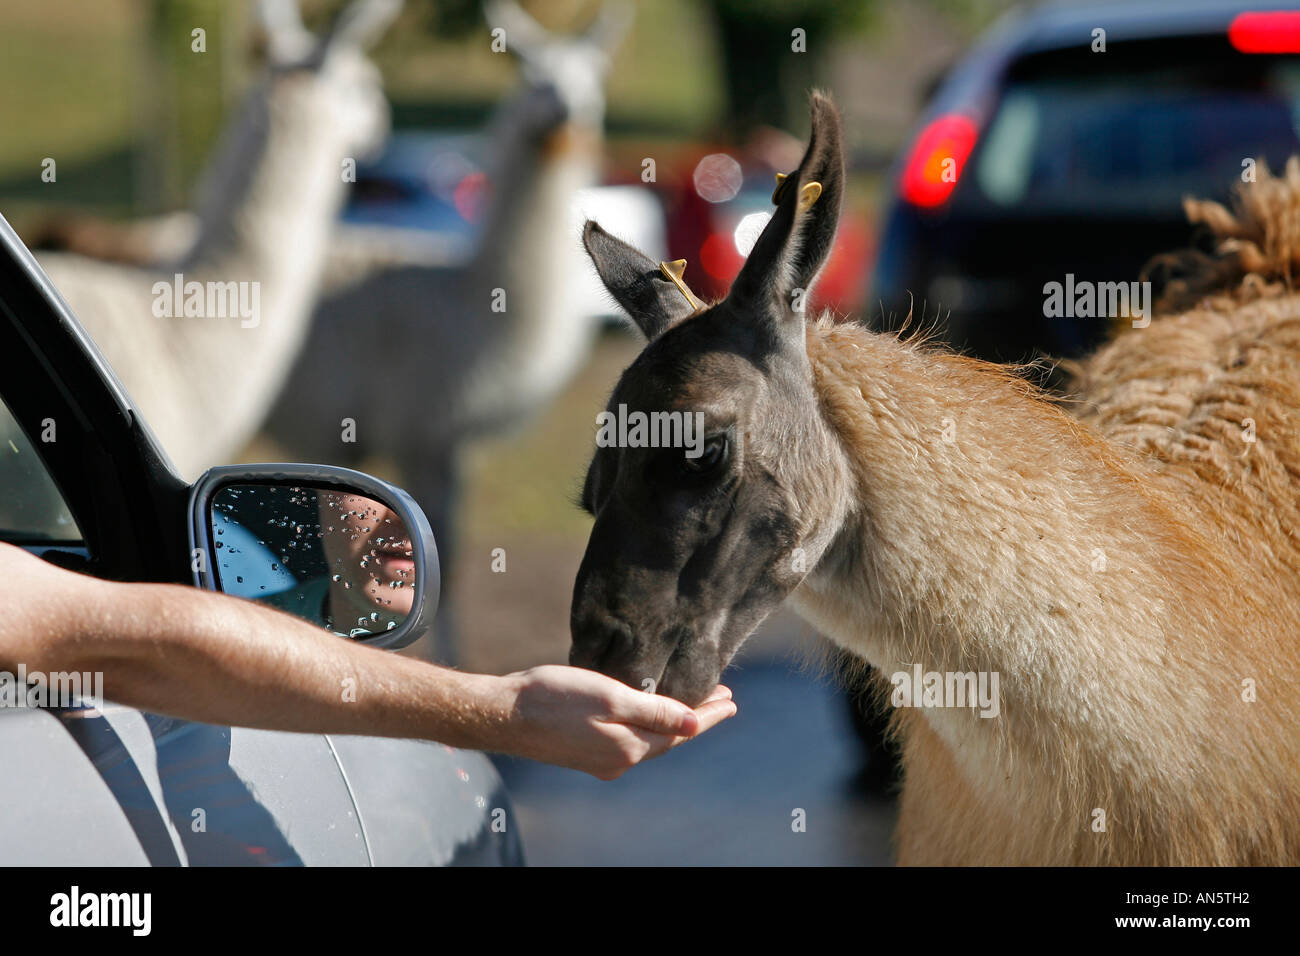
(1229, 11, 1300, 53)
(898, 113, 979, 209)
(453, 171, 487, 223)
(700, 230, 744, 282)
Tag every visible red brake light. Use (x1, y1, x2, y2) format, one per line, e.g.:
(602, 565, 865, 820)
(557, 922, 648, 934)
(699, 231, 743, 282)
(1229, 11, 1300, 53)
(453, 171, 487, 223)
(899, 114, 979, 209)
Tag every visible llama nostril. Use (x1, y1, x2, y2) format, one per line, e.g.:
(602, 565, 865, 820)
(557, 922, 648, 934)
(570, 615, 635, 672)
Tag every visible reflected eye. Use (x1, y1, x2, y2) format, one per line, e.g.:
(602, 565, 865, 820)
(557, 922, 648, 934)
(681, 434, 729, 478)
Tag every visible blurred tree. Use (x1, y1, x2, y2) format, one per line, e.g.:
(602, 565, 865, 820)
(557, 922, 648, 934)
(703, 0, 876, 137)
(411, 0, 489, 35)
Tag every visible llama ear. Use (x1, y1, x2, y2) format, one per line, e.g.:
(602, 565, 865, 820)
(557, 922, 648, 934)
(583, 221, 700, 341)
(584, 0, 634, 54)
(727, 91, 844, 331)
(328, 0, 404, 52)
(258, 0, 316, 65)
(485, 0, 553, 62)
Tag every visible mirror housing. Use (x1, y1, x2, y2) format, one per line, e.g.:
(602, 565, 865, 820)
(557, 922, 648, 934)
(188, 464, 439, 650)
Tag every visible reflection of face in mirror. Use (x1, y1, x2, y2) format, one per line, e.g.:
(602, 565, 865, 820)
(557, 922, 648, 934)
(319, 492, 416, 622)
(210, 484, 416, 639)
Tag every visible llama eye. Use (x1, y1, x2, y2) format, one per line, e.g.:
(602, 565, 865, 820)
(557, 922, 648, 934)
(681, 435, 728, 477)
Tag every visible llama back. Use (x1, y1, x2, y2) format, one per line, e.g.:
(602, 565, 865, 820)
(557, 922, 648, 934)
(803, 162, 1300, 864)
(1049, 164, 1300, 864)
(1070, 159, 1300, 578)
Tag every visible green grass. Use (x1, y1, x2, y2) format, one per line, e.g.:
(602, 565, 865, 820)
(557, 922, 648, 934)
(375, 0, 725, 137)
(0, 2, 139, 173)
(0, 0, 141, 216)
(0, 0, 725, 230)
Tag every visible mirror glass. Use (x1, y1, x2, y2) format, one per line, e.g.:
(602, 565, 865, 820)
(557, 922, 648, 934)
(210, 484, 416, 639)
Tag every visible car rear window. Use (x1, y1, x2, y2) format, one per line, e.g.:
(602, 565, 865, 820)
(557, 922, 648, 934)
(964, 49, 1300, 216)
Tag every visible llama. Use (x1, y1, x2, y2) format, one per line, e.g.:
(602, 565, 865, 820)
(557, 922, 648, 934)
(260, 0, 630, 660)
(568, 92, 1300, 865)
(32, 0, 402, 481)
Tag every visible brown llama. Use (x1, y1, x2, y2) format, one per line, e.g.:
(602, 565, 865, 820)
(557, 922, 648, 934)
(567, 92, 1300, 865)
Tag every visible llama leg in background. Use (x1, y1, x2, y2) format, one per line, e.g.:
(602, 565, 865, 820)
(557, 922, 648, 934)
(841, 665, 903, 797)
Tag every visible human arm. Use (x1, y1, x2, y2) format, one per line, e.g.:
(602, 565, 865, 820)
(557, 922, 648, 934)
(0, 543, 735, 780)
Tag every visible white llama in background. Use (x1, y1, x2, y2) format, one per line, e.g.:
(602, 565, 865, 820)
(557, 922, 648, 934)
(261, 0, 632, 661)
(35, 0, 403, 481)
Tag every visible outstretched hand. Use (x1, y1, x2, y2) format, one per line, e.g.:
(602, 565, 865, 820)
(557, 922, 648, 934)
(490, 664, 736, 780)
(0, 544, 731, 776)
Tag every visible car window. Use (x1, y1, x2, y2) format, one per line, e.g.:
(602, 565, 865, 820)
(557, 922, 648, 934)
(967, 58, 1300, 215)
(0, 395, 82, 543)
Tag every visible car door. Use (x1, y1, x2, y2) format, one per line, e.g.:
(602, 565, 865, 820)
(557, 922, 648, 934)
(0, 212, 373, 865)
(0, 213, 521, 865)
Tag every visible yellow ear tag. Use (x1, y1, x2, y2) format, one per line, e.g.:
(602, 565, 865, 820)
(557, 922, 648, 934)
(659, 259, 704, 310)
(771, 174, 823, 212)
(771, 172, 789, 204)
(798, 181, 823, 212)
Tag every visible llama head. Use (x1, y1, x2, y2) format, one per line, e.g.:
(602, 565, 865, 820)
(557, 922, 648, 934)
(570, 92, 851, 705)
(256, 0, 402, 160)
(486, 0, 631, 133)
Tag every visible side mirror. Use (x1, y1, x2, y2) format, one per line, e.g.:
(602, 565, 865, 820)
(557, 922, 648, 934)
(188, 464, 439, 650)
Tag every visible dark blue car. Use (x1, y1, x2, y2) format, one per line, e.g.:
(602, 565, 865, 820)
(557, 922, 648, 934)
(870, 0, 1300, 364)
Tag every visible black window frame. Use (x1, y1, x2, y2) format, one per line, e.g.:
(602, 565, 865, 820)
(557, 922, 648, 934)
(0, 214, 190, 583)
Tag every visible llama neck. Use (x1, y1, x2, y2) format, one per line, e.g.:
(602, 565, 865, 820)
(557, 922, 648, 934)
(463, 119, 602, 399)
(182, 77, 347, 328)
(470, 98, 602, 276)
(790, 319, 1289, 844)
(163, 78, 352, 459)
